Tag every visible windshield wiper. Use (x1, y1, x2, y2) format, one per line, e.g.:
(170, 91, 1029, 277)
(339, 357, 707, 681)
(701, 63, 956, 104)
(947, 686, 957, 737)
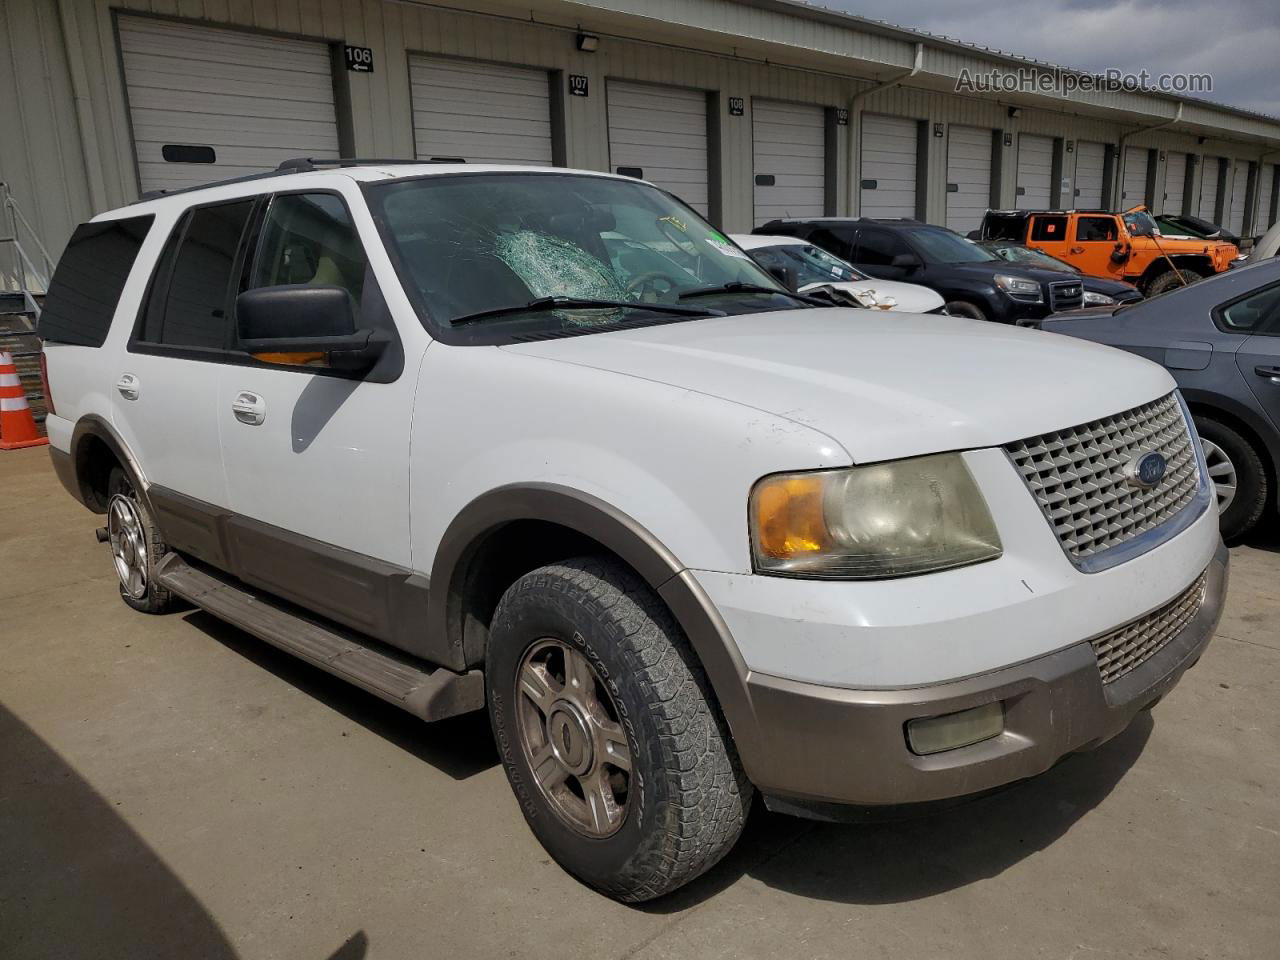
(450, 296, 721, 327)
(678, 282, 827, 306)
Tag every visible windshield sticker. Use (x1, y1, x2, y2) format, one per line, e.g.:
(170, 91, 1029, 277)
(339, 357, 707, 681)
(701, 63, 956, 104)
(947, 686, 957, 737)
(704, 237, 750, 260)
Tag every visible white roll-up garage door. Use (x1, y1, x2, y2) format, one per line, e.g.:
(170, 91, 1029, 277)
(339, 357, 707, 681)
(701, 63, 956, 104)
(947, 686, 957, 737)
(752, 100, 825, 225)
(409, 56, 552, 165)
(1121, 147, 1149, 208)
(1227, 161, 1248, 235)
(1258, 164, 1277, 232)
(607, 81, 708, 214)
(945, 125, 992, 233)
(1016, 134, 1054, 210)
(117, 16, 340, 193)
(860, 115, 918, 219)
(1075, 141, 1105, 208)
(1199, 158, 1223, 222)
(1164, 152, 1188, 215)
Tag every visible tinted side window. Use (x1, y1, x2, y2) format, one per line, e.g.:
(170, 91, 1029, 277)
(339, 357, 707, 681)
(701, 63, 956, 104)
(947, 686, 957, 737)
(38, 216, 154, 347)
(1075, 216, 1118, 242)
(250, 193, 367, 309)
(142, 200, 254, 349)
(806, 227, 855, 261)
(854, 229, 911, 266)
(1217, 283, 1280, 336)
(1030, 216, 1068, 242)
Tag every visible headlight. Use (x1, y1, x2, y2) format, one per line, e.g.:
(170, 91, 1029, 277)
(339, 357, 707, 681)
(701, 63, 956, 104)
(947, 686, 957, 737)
(1081, 291, 1117, 306)
(749, 454, 1003, 579)
(994, 274, 1043, 301)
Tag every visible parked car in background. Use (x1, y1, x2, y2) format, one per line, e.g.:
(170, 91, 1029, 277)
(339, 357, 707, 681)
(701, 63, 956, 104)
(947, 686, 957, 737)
(978, 239, 1143, 307)
(1042, 259, 1280, 540)
(755, 217, 1083, 323)
(1154, 212, 1241, 247)
(1242, 220, 1280, 264)
(979, 207, 1239, 296)
(41, 162, 1226, 902)
(731, 233, 945, 313)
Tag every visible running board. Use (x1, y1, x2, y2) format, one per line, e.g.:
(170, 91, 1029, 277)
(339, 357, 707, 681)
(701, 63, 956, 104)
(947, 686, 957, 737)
(155, 553, 484, 721)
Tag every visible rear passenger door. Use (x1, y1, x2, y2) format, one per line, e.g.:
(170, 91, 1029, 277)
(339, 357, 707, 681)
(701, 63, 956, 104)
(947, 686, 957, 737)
(114, 198, 256, 517)
(1027, 214, 1070, 262)
(216, 188, 424, 645)
(851, 227, 917, 281)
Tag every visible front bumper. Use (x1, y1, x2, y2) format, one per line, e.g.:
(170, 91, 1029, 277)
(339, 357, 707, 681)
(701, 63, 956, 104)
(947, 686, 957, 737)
(737, 541, 1227, 814)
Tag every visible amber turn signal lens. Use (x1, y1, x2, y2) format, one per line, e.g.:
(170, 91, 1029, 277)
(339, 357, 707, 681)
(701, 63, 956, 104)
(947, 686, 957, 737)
(752, 473, 830, 559)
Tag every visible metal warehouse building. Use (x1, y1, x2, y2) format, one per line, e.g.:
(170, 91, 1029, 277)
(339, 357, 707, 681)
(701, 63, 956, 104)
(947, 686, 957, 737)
(4, 0, 1280, 284)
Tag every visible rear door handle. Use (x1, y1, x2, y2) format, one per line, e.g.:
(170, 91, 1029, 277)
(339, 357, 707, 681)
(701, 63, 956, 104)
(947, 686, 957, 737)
(116, 373, 140, 400)
(1255, 365, 1280, 383)
(231, 391, 266, 425)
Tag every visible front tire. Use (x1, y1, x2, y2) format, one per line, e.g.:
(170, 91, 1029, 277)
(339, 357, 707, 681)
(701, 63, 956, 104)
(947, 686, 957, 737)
(486, 556, 751, 902)
(1145, 266, 1204, 297)
(943, 300, 987, 321)
(107, 468, 176, 614)
(1195, 417, 1267, 542)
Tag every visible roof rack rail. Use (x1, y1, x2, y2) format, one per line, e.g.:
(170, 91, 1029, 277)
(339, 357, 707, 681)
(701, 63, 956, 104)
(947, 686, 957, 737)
(275, 157, 464, 172)
(129, 157, 461, 205)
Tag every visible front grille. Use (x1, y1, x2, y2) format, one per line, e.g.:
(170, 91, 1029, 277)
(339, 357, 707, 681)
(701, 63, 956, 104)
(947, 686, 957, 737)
(1091, 570, 1208, 683)
(1048, 280, 1084, 311)
(1005, 393, 1201, 564)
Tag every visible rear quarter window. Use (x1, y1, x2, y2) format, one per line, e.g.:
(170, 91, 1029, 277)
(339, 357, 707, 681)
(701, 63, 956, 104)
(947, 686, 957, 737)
(37, 216, 154, 347)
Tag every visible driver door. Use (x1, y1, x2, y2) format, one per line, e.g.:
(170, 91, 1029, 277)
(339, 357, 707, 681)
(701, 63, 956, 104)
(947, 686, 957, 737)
(1071, 215, 1127, 280)
(216, 187, 426, 646)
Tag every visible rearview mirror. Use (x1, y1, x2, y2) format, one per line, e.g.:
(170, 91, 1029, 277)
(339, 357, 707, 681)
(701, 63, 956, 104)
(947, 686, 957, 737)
(236, 286, 388, 372)
(765, 264, 799, 291)
(890, 252, 921, 269)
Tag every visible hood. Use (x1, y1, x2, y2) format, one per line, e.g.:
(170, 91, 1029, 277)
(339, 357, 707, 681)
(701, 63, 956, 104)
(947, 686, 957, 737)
(502, 309, 1175, 464)
(945, 261, 1068, 286)
(1080, 275, 1142, 299)
(799, 279, 945, 313)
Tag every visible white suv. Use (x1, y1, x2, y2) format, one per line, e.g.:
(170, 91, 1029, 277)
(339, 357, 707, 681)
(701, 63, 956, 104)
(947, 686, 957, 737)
(41, 161, 1227, 902)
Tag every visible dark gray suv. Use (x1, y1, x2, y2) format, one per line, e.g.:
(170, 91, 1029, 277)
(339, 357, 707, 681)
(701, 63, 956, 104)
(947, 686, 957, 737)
(1042, 259, 1280, 540)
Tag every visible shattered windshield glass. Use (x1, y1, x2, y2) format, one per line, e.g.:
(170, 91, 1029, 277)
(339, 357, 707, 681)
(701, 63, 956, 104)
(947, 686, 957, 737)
(366, 173, 794, 337)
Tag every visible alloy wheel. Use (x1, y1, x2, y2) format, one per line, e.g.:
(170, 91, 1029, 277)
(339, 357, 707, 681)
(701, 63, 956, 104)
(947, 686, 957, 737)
(107, 492, 149, 599)
(1201, 438, 1238, 515)
(515, 638, 632, 838)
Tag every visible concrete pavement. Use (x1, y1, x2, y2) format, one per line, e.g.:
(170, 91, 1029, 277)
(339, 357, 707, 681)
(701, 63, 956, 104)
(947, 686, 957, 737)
(2, 446, 1277, 960)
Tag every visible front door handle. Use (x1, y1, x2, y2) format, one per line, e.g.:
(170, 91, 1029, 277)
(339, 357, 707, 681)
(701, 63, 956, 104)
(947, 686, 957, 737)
(116, 373, 140, 401)
(1069, 246, 1085, 255)
(1255, 365, 1280, 383)
(231, 391, 266, 425)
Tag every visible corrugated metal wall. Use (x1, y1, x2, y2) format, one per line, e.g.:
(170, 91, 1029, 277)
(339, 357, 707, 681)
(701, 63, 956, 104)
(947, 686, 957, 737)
(3, 0, 1278, 284)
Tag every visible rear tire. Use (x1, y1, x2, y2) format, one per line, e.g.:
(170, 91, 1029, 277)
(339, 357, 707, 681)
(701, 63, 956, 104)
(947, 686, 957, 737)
(1195, 417, 1267, 542)
(1145, 266, 1204, 297)
(107, 468, 177, 614)
(486, 556, 751, 902)
(944, 301, 987, 321)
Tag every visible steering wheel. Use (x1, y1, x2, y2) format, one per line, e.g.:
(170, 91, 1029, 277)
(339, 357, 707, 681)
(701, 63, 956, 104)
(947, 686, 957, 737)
(626, 271, 680, 302)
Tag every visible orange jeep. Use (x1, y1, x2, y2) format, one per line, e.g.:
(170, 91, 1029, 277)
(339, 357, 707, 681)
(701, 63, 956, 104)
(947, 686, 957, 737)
(978, 206, 1239, 297)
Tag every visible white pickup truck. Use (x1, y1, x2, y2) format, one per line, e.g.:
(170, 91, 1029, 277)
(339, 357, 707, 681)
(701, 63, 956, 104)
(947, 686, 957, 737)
(40, 161, 1226, 902)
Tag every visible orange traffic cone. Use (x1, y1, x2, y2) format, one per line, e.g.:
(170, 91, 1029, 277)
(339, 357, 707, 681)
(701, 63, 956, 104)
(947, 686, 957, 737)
(0, 350, 47, 450)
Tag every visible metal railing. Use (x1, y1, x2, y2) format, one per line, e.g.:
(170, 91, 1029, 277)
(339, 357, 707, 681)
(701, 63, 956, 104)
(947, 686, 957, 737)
(1, 182, 54, 326)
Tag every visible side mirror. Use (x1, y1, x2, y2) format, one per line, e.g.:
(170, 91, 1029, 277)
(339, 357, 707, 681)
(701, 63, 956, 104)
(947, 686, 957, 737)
(765, 264, 800, 292)
(890, 252, 921, 270)
(236, 286, 388, 372)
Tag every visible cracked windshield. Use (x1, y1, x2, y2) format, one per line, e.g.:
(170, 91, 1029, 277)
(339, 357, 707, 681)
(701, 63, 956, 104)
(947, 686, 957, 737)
(368, 173, 801, 335)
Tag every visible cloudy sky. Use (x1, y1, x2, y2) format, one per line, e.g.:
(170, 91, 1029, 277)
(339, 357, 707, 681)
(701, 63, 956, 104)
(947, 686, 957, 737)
(817, 0, 1280, 118)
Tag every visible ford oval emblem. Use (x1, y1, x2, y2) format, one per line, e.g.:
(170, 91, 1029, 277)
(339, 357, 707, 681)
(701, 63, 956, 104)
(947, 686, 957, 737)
(1125, 451, 1167, 489)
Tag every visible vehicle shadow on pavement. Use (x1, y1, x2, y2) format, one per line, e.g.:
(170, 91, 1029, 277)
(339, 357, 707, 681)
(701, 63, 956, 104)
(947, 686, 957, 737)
(183, 610, 499, 781)
(650, 712, 1154, 909)
(0, 702, 239, 960)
